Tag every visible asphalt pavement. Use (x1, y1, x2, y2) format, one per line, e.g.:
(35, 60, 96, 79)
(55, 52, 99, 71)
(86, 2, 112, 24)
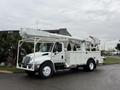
(0, 64, 120, 90)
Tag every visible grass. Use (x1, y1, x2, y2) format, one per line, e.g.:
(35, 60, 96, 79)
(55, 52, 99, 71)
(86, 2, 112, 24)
(103, 56, 120, 64)
(0, 66, 24, 73)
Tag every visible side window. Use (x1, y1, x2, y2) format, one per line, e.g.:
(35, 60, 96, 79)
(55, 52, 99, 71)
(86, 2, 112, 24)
(73, 45, 76, 51)
(57, 42, 62, 52)
(67, 43, 71, 51)
(53, 42, 62, 52)
(76, 45, 81, 51)
(86, 43, 91, 51)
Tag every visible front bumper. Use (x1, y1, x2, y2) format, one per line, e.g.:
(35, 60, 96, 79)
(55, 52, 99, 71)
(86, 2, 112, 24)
(16, 63, 40, 71)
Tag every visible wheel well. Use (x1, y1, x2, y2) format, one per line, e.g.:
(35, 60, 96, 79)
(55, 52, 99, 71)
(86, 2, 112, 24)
(87, 58, 95, 64)
(41, 60, 53, 65)
(40, 60, 55, 72)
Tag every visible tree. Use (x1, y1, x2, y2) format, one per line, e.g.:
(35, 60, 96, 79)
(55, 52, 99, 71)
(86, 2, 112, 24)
(115, 41, 120, 51)
(0, 31, 21, 66)
(0, 31, 36, 66)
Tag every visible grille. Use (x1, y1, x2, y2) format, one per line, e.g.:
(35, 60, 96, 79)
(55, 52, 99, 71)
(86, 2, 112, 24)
(22, 56, 31, 65)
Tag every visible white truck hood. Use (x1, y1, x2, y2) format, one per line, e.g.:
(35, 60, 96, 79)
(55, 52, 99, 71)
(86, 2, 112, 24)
(26, 52, 51, 64)
(27, 52, 50, 58)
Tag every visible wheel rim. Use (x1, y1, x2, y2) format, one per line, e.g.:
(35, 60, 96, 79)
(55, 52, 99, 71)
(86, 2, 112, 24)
(42, 66, 51, 77)
(89, 63, 94, 70)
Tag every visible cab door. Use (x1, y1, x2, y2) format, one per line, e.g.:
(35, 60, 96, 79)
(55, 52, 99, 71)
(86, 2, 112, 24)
(52, 42, 65, 63)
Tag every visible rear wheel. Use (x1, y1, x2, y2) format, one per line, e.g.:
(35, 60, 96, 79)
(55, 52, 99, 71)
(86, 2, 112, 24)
(39, 62, 54, 79)
(84, 60, 96, 71)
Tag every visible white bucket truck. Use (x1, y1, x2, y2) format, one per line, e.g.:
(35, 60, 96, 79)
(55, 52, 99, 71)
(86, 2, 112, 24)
(16, 28, 103, 79)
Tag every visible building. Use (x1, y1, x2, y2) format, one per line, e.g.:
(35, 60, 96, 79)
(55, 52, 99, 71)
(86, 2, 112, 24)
(0, 28, 71, 36)
(44, 28, 71, 36)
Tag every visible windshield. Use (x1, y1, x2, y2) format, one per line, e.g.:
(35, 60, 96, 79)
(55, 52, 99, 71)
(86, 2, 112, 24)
(39, 43, 54, 52)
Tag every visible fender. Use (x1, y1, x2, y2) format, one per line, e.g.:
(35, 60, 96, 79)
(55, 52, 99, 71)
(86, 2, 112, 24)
(87, 57, 95, 64)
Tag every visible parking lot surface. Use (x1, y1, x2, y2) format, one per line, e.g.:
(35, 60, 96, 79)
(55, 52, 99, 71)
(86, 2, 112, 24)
(0, 65, 120, 90)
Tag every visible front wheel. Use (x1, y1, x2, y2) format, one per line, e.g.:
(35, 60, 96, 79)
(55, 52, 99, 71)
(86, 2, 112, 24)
(39, 62, 54, 79)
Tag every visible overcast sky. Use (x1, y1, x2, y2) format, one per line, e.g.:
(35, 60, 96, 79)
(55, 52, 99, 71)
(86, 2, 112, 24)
(0, 0, 120, 49)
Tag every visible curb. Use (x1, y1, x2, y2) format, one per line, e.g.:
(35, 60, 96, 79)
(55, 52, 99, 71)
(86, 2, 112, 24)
(103, 63, 120, 65)
(0, 70, 13, 74)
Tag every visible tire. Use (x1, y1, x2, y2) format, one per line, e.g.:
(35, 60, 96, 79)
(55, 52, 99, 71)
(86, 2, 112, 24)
(39, 62, 54, 79)
(84, 60, 96, 71)
(25, 70, 35, 77)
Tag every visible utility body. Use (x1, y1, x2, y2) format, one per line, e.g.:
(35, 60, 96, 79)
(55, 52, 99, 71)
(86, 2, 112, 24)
(16, 28, 103, 78)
